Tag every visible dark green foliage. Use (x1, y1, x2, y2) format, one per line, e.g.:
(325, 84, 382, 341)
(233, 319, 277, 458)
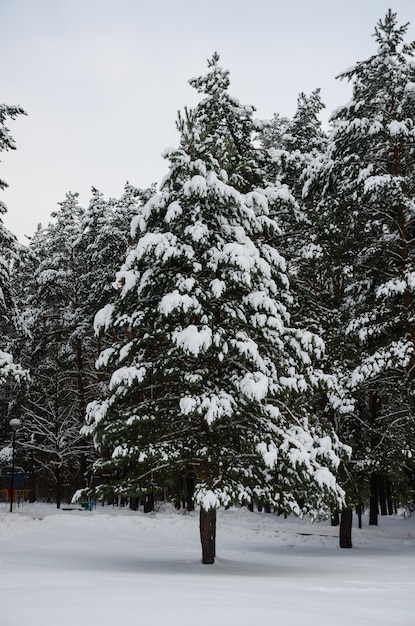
(12, 185, 152, 504)
(305, 10, 415, 508)
(85, 56, 347, 529)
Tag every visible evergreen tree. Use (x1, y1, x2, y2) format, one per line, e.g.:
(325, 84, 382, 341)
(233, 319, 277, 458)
(307, 10, 415, 523)
(0, 102, 26, 340)
(85, 55, 348, 564)
(16, 193, 91, 506)
(14, 184, 155, 504)
(260, 89, 329, 336)
(76, 183, 155, 327)
(264, 89, 327, 189)
(259, 112, 290, 152)
(0, 103, 26, 194)
(0, 102, 28, 443)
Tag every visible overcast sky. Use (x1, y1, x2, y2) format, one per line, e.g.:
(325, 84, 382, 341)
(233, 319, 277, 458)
(1, 0, 414, 243)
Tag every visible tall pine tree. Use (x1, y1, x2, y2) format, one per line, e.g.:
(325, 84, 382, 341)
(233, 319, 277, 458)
(306, 11, 415, 523)
(85, 55, 348, 564)
(0, 102, 28, 451)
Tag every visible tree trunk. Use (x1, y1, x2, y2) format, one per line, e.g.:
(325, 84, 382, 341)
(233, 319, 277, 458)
(186, 472, 195, 512)
(56, 464, 61, 509)
(143, 492, 154, 513)
(28, 450, 36, 503)
(378, 475, 387, 516)
(339, 509, 353, 548)
(356, 502, 363, 529)
(175, 476, 184, 509)
(385, 477, 394, 515)
(369, 472, 379, 526)
(200, 508, 216, 564)
(75, 339, 88, 491)
(129, 497, 139, 511)
(331, 511, 340, 526)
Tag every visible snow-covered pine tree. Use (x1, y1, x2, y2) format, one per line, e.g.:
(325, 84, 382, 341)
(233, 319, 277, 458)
(260, 93, 358, 542)
(85, 55, 349, 564)
(264, 89, 327, 189)
(75, 183, 155, 426)
(0, 103, 28, 439)
(13, 183, 155, 505)
(16, 193, 93, 506)
(0, 103, 26, 194)
(307, 10, 415, 521)
(259, 112, 290, 152)
(260, 89, 329, 336)
(76, 183, 156, 327)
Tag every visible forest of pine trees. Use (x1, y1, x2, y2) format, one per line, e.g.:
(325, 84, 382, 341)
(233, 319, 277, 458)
(0, 11, 414, 561)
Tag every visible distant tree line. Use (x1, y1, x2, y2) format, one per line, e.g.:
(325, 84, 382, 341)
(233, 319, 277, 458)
(0, 11, 414, 562)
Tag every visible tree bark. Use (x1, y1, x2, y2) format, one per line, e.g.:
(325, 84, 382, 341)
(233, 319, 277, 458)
(339, 509, 353, 548)
(28, 449, 36, 503)
(143, 492, 154, 513)
(56, 464, 61, 509)
(356, 502, 363, 529)
(385, 477, 394, 515)
(75, 338, 88, 491)
(331, 511, 340, 526)
(186, 472, 195, 512)
(200, 508, 216, 564)
(369, 473, 379, 526)
(379, 475, 387, 516)
(368, 393, 380, 526)
(129, 497, 139, 511)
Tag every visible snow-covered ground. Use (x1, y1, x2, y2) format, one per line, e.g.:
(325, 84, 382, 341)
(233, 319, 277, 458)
(0, 503, 414, 626)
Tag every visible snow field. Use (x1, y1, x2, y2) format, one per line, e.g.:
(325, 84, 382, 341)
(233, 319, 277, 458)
(0, 504, 414, 626)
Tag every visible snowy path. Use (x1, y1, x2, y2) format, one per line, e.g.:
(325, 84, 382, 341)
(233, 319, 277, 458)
(0, 504, 414, 626)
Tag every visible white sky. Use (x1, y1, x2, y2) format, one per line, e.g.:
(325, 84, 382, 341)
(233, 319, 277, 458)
(1, 0, 414, 243)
